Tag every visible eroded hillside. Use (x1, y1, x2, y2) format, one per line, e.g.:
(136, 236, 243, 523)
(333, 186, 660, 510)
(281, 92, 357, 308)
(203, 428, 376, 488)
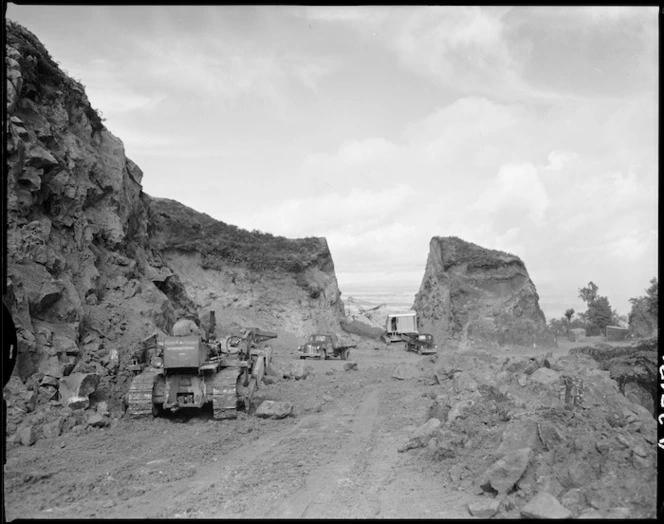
(146, 197, 345, 338)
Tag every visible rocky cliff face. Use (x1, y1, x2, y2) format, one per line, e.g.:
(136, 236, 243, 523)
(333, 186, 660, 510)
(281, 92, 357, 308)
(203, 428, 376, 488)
(413, 237, 550, 349)
(146, 197, 345, 339)
(4, 21, 345, 410)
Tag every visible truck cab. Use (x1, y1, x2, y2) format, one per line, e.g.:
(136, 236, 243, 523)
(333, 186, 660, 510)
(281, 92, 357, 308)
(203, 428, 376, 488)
(401, 332, 437, 355)
(297, 334, 355, 360)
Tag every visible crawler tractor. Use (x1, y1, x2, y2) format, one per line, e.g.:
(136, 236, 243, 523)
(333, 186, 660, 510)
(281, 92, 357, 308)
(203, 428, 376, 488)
(125, 313, 276, 420)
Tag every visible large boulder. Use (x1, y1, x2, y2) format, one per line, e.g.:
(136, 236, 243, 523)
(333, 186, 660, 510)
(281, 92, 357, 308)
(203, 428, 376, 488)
(18, 425, 36, 446)
(42, 418, 64, 439)
(58, 373, 99, 408)
(413, 237, 549, 348)
(467, 498, 500, 519)
(398, 417, 441, 452)
(529, 367, 560, 385)
(521, 491, 572, 519)
(287, 361, 314, 380)
(255, 400, 293, 419)
(479, 447, 532, 494)
(392, 363, 421, 381)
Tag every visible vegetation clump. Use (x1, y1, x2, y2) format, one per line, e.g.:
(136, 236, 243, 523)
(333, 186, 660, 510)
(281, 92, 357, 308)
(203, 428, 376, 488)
(147, 198, 329, 274)
(628, 277, 658, 337)
(437, 236, 520, 271)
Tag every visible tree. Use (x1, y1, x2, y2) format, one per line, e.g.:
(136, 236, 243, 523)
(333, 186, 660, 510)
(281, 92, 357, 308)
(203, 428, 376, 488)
(578, 281, 614, 336)
(645, 277, 658, 318)
(548, 318, 565, 336)
(628, 277, 658, 337)
(586, 296, 613, 335)
(611, 309, 627, 328)
(563, 308, 574, 334)
(578, 282, 599, 305)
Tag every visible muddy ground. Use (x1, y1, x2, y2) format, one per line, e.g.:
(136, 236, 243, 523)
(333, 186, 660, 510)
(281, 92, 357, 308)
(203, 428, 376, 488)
(3, 337, 656, 520)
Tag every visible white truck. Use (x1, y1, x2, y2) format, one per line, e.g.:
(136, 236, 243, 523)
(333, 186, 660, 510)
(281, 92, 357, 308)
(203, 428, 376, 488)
(382, 311, 419, 343)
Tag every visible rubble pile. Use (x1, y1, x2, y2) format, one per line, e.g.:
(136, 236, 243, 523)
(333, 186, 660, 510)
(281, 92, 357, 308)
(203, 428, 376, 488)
(4, 372, 116, 447)
(398, 341, 658, 519)
(569, 337, 657, 415)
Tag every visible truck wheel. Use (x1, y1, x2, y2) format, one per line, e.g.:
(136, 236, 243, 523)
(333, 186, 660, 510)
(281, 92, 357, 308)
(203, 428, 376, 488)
(320, 351, 326, 360)
(341, 350, 347, 360)
(152, 403, 164, 418)
(300, 356, 306, 360)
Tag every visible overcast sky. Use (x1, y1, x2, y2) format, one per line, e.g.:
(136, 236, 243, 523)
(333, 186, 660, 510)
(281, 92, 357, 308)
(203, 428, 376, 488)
(6, 5, 658, 320)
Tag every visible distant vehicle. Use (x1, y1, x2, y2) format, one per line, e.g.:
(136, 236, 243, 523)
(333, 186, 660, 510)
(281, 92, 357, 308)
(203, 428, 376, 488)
(297, 334, 356, 360)
(400, 332, 437, 355)
(382, 312, 418, 343)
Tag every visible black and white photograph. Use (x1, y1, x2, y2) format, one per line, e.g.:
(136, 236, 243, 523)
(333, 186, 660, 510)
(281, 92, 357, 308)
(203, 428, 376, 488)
(2, 5, 659, 520)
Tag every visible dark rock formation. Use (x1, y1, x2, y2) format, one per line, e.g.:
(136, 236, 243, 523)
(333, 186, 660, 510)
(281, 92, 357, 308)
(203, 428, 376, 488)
(4, 20, 345, 421)
(570, 337, 657, 417)
(413, 236, 550, 348)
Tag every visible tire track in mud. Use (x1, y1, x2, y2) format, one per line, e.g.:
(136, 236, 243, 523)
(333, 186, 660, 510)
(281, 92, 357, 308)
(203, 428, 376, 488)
(264, 386, 382, 518)
(109, 414, 314, 518)
(113, 384, 380, 518)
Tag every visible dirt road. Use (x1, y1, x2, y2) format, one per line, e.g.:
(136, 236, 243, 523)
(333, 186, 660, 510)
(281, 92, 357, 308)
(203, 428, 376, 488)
(4, 343, 477, 520)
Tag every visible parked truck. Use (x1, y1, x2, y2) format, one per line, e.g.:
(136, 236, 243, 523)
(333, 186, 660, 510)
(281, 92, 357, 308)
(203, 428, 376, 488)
(400, 332, 437, 355)
(125, 313, 275, 420)
(297, 333, 356, 360)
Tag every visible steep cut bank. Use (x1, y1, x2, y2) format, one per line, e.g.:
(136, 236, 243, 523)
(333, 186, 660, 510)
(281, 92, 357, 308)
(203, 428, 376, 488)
(413, 237, 550, 349)
(147, 197, 345, 339)
(3, 20, 345, 423)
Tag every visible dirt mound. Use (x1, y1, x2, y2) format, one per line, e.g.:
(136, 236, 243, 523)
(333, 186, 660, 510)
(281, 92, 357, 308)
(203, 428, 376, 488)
(413, 236, 551, 349)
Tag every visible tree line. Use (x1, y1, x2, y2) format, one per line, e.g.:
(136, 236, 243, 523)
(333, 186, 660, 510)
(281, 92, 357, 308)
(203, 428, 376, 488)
(548, 277, 658, 338)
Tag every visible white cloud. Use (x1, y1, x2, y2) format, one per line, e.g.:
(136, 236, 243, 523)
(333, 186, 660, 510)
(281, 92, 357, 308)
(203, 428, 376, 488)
(606, 230, 658, 261)
(290, 5, 392, 26)
(568, 6, 657, 24)
(542, 150, 577, 171)
(131, 35, 335, 109)
(472, 163, 549, 230)
(245, 184, 417, 238)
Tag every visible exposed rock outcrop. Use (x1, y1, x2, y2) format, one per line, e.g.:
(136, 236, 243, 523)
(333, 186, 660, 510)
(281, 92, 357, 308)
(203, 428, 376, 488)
(147, 197, 345, 338)
(413, 237, 550, 348)
(3, 20, 345, 435)
(5, 21, 163, 389)
(570, 337, 657, 417)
